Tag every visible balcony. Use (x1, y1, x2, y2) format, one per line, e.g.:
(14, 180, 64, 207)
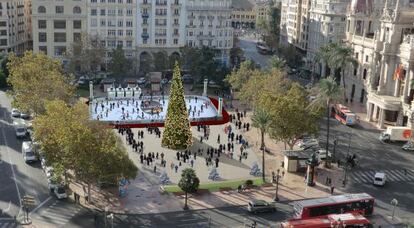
(172, 23, 180, 27)
(141, 32, 149, 39)
(142, 13, 149, 18)
(140, 2, 151, 7)
(351, 35, 375, 49)
(399, 34, 414, 60)
(197, 34, 215, 40)
(155, 1, 167, 6)
(187, 15, 195, 19)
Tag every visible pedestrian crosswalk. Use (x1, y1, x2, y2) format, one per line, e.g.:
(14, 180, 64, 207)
(350, 169, 414, 184)
(31, 200, 82, 227)
(0, 220, 16, 228)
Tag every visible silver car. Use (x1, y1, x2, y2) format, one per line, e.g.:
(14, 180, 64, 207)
(247, 200, 276, 213)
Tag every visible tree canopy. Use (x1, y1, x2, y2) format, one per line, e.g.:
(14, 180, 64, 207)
(178, 168, 200, 194)
(7, 51, 75, 115)
(108, 45, 132, 77)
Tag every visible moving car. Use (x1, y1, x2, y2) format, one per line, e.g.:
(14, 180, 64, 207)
(54, 186, 68, 199)
(14, 120, 28, 138)
(247, 200, 276, 213)
(373, 172, 386, 186)
(22, 141, 37, 163)
(11, 108, 21, 118)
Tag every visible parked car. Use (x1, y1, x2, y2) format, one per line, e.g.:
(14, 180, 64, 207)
(22, 141, 37, 163)
(44, 166, 54, 178)
(299, 139, 319, 149)
(20, 112, 30, 119)
(47, 178, 60, 191)
(247, 200, 276, 213)
(11, 108, 21, 118)
(137, 77, 147, 85)
(54, 186, 68, 199)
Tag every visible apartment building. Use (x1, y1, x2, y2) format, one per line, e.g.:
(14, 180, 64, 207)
(0, 0, 32, 54)
(280, 0, 310, 51)
(230, 0, 256, 29)
(186, 0, 233, 65)
(343, 0, 414, 128)
(307, 0, 348, 75)
(136, 0, 186, 59)
(32, 0, 87, 59)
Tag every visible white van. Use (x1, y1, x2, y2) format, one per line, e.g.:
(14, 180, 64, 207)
(373, 172, 386, 186)
(22, 141, 37, 163)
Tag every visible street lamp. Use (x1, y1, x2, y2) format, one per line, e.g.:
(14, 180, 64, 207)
(332, 136, 338, 163)
(343, 131, 352, 187)
(273, 169, 282, 201)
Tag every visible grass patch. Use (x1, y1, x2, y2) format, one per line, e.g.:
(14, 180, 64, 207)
(76, 87, 90, 98)
(163, 178, 265, 193)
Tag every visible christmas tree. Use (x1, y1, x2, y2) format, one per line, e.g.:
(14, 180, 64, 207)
(161, 61, 193, 150)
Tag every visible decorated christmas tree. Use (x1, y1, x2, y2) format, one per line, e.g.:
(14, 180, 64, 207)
(161, 61, 193, 150)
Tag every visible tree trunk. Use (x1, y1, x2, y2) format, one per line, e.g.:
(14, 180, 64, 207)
(341, 68, 348, 102)
(325, 100, 331, 168)
(87, 182, 91, 203)
(261, 130, 265, 150)
(262, 146, 265, 182)
(185, 191, 188, 208)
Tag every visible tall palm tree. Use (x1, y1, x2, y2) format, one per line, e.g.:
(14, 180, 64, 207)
(328, 46, 358, 102)
(251, 108, 272, 182)
(308, 76, 342, 167)
(315, 43, 337, 78)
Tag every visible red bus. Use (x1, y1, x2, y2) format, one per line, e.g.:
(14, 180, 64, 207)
(332, 104, 358, 126)
(292, 193, 374, 219)
(281, 213, 373, 228)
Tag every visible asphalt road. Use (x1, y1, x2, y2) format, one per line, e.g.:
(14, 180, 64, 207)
(319, 118, 414, 224)
(0, 91, 51, 222)
(237, 36, 270, 70)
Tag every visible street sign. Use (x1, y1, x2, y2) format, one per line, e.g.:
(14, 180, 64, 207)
(22, 195, 36, 207)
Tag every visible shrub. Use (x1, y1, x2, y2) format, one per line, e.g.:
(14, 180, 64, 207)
(245, 179, 253, 187)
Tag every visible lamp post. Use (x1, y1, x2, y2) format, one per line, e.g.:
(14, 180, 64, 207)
(332, 136, 338, 163)
(306, 153, 319, 186)
(343, 131, 352, 187)
(273, 169, 282, 201)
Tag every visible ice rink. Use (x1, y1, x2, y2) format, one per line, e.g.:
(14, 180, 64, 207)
(90, 95, 219, 122)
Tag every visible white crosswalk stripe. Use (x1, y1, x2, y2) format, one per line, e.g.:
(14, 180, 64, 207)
(0, 221, 16, 228)
(350, 169, 414, 184)
(32, 200, 82, 227)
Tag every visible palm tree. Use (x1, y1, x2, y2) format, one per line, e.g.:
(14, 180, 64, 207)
(251, 108, 272, 181)
(315, 43, 337, 78)
(328, 45, 358, 102)
(308, 76, 342, 167)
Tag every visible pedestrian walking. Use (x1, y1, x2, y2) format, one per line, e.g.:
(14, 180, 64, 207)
(330, 186, 335, 195)
(154, 165, 157, 173)
(217, 134, 220, 144)
(175, 165, 178, 173)
(190, 159, 194, 167)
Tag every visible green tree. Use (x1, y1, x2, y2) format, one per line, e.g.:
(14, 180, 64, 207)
(108, 45, 131, 77)
(162, 62, 193, 150)
(229, 46, 244, 67)
(0, 70, 6, 88)
(308, 76, 342, 167)
(153, 51, 169, 72)
(268, 56, 286, 71)
(7, 52, 75, 115)
(33, 100, 137, 202)
(278, 45, 303, 68)
(251, 108, 272, 182)
(65, 33, 105, 75)
(225, 60, 256, 91)
(178, 168, 200, 210)
(264, 83, 322, 149)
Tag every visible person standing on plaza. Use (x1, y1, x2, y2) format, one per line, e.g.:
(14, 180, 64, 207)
(217, 134, 220, 144)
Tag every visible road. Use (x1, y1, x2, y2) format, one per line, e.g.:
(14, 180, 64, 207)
(237, 35, 271, 70)
(319, 118, 414, 224)
(0, 91, 53, 223)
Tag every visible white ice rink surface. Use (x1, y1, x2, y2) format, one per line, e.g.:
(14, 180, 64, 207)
(90, 95, 219, 122)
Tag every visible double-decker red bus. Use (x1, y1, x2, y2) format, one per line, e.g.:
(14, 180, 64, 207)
(292, 193, 374, 219)
(331, 104, 357, 126)
(281, 213, 373, 228)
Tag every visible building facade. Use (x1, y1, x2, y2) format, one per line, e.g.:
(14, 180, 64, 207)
(306, 0, 348, 75)
(344, 0, 414, 128)
(230, 0, 256, 29)
(185, 0, 233, 65)
(0, 0, 32, 54)
(32, 0, 87, 59)
(280, 0, 310, 51)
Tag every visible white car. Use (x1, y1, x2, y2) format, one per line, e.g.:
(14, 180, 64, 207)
(44, 166, 54, 178)
(11, 108, 20, 118)
(54, 186, 68, 199)
(402, 141, 414, 151)
(373, 172, 386, 186)
(20, 112, 30, 119)
(316, 149, 332, 160)
(137, 77, 146, 85)
(47, 178, 59, 191)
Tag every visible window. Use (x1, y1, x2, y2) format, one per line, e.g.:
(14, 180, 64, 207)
(100, 9, 106, 16)
(126, 9, 132, 16)
(108, 30, 116, 36)
(363, 69, 367, 80)
(91, 9, 97, 16)
(118, 20, 123, 27)
(54, 33, 66, 42)
(55, 6, 64, 14)
(118, 9, 123, 16)
(365, 55, 369, 62)
(54, 20, 66, 29)
(0, 30, 6, 36)
(353, 68, 357, 76)
(74, 33, 81, 42)
(38, 32, 47, 42)
(0, 39, 6, 46)
(100, 19, 106, 26)
(38, 6, 46, 13)
(108, 9, 116, 16)
(73, 6, 81, 14)
(174, 39, 178, 44)
(117, 41, 123, 47)
(73, 20, 81, 29)
(38, 20, 46, 29)
(117, 30, 123, 36)
(54, 46, 66, 56)
(126, 40, 132, 47)
(127, 0, 132, 3)
(39, 46, 47, 54)
(126, 20, 133, 27)
(126, 30, 132, 36)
